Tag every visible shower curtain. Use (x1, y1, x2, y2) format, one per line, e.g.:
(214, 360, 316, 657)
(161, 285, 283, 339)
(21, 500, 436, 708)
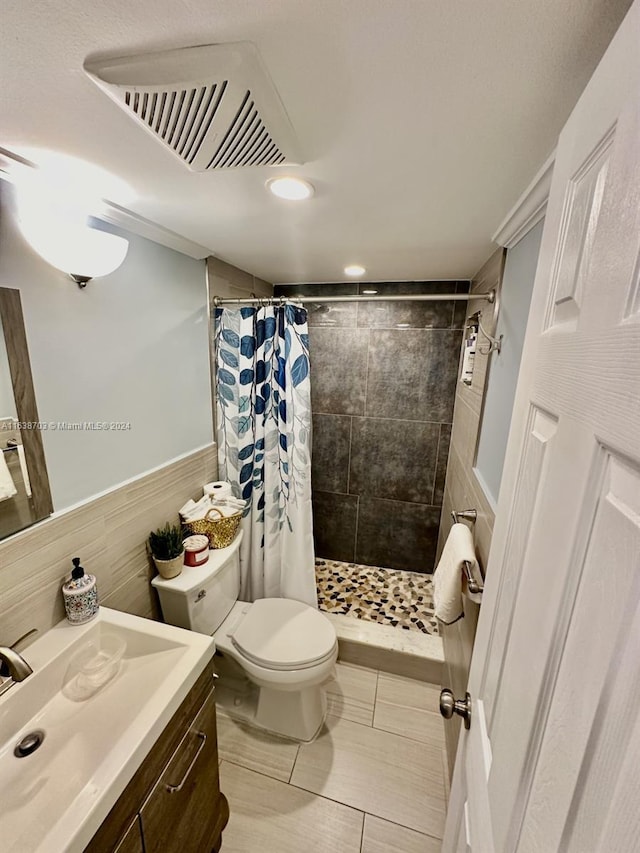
(214, 304, 317, 608)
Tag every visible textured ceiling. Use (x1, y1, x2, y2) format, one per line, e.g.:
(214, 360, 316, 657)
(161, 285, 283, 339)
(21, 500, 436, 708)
(0, 0, 632, 282)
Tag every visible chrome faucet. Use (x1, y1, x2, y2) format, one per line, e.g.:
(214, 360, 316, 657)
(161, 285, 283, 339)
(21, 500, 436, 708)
(0, 629, 37, 696)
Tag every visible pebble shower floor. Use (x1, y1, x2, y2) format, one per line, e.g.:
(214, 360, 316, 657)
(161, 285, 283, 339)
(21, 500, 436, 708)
(316, 559, 439, 636)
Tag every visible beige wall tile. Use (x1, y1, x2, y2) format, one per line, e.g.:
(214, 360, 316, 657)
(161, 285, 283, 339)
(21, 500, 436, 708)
(437, 487, 454, 560)
(0, 445, 217, 643)
(0, 518, 109, 608)
(291, 714, 446, 838)
(252, 277, 274, 298)
(206, 257, 274, 301)
(450, 395, 480, 471)
(1, 576, 67, 643)
(207, 257, 254, 293)
(219, 760, 364, 853)
(0, 495, 113, 592)
(101, 569, 159, 621)
(474, 515, 493, 569)
(361, 814, 442, 853)
(437, 248, 504, 776)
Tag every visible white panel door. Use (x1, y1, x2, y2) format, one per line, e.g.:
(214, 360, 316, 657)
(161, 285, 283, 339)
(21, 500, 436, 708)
(443, 3, 640, 851)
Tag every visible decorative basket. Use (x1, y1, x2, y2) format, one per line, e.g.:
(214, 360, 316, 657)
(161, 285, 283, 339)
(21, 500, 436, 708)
(182, 507, 242, 549)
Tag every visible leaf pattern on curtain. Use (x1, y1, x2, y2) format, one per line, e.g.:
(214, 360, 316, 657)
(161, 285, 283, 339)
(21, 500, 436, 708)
(214, 305, 316, 606)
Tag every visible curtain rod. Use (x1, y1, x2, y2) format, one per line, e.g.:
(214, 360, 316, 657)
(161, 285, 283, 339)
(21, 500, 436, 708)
(213, 289, 495, 307)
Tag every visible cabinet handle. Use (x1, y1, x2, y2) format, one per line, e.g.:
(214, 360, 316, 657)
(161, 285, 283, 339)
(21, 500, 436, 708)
(165, 731, 207, 794)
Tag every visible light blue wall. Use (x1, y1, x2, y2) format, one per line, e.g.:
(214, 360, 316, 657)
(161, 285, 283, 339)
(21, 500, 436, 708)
(0, 184, 213, 510)
(474, 219, 544, 505)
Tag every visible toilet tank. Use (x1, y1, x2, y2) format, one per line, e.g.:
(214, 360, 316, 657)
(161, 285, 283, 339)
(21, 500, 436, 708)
(151, 532, 243, 636)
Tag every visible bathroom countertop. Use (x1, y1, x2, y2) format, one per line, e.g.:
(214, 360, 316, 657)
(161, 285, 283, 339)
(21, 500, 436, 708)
(0, 607, 215, 853)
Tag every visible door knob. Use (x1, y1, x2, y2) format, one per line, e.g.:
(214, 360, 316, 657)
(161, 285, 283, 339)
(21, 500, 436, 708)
(439, 689, 472, 730)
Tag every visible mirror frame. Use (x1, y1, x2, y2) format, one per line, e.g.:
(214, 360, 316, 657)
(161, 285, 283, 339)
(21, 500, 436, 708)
(0, 286, 53, 523)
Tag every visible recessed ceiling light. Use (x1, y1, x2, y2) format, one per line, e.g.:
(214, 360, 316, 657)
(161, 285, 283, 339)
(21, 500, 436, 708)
(344, 264, 366, 277)
(362, 289, 377, 295)
(266, 176, 314, 200)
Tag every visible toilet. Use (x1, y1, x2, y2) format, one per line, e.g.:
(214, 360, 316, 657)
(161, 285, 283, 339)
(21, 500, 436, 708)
(151, 532, 338, 741)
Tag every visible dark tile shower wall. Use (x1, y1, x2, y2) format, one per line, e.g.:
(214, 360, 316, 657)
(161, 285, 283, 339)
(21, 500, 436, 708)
(274, 281, 468, 573)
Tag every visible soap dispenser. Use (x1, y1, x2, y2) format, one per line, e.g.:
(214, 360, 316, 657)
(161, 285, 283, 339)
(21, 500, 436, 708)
(62, 557, 99, 625)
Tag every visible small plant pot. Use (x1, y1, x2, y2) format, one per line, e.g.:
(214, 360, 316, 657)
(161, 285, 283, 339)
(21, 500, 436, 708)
(153, 550, 184, 579)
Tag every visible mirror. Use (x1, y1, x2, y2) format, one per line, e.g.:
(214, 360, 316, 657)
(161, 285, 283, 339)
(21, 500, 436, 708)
(0, 287, 53, 539)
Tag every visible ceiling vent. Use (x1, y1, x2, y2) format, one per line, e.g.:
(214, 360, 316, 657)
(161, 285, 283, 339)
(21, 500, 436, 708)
(84, 42, 302, 171)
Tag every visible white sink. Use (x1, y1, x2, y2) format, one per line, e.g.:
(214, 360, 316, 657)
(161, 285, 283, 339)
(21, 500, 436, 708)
(0, 607, 215, 853)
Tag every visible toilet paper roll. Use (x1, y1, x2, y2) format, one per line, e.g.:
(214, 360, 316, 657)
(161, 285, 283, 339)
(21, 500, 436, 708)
(204, 481, 232, 499)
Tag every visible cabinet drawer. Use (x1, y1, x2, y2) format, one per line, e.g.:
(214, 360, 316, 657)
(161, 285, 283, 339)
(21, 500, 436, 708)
(140, 686, 227, 853)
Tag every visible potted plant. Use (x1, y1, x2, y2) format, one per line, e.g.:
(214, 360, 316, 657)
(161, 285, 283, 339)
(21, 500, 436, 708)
(149, 523, 184, 579)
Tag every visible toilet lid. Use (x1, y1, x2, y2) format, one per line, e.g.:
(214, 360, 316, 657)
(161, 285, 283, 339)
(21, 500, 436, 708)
(231, 598, 337, 670)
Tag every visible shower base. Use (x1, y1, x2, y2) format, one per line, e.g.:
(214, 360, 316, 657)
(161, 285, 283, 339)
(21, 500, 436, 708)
(316, 559, 439, 636)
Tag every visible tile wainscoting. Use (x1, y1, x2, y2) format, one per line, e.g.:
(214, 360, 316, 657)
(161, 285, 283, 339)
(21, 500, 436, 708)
(0, 444, 217, 643)
(436, 248, 504, 777)
(275, 281, 469, 573)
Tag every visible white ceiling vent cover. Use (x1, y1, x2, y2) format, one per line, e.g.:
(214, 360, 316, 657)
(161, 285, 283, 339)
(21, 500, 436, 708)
(84, 42, 302, 171)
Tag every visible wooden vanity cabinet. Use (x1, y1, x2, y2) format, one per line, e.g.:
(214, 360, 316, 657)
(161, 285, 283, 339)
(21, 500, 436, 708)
(112, 819, 144, 853)
(86, 662, 228, 853)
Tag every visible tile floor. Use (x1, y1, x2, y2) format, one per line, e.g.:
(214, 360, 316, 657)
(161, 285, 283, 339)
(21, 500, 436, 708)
(316, 559, 440, 636)
(217, 662, 447, 852)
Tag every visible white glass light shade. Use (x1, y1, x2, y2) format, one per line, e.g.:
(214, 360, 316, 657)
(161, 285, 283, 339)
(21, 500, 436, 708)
(17, 193, 128, 279)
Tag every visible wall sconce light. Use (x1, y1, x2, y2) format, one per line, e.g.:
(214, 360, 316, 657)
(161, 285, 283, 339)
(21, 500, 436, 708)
(54, 225, 128, 288)
(17, 202, 129, 288)
(13, 162, 129, 288)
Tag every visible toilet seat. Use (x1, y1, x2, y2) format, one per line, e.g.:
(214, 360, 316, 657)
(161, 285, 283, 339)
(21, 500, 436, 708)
(230, 598, 337, 672)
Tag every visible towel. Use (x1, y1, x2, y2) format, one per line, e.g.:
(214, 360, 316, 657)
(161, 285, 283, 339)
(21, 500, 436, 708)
(17, 444, 32, 497)
(179, 495, 211, 522)
(179, 498, 199, 517)
(212, 497, 245, 517)
(433, 523, 477, 624)
(0, 451, 17, 501)
(179, 494, 246, 523)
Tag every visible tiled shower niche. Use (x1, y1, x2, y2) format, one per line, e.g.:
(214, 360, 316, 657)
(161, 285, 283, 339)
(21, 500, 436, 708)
(274, 281, 469, 573)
